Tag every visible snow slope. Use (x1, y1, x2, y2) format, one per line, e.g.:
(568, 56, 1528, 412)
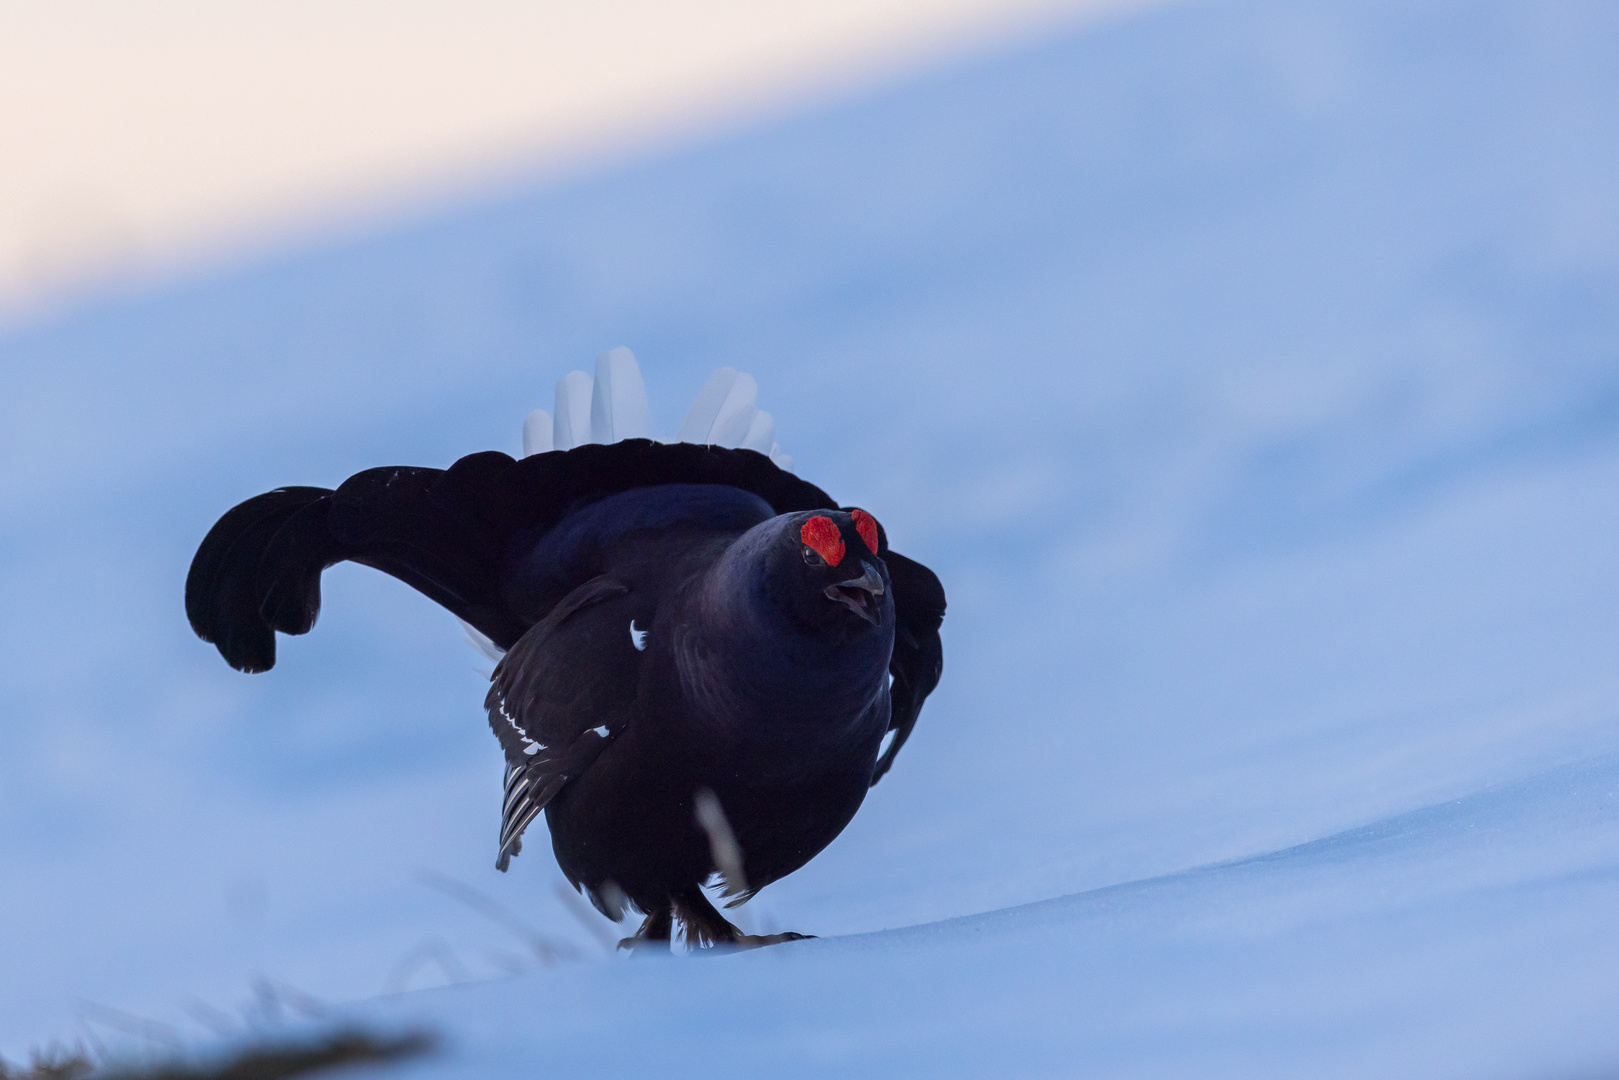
(356, 752, 1619, 1078)
(2, 0, 1618, 1072)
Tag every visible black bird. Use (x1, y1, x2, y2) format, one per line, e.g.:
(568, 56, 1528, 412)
(186, 414, 944, 949)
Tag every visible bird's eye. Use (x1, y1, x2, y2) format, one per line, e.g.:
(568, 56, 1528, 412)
(799, 515, 845, 566)
(802, 545, 825, 567)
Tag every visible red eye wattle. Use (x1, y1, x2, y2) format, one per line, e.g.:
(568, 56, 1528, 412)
(851, 509, 879, 554)
(800, 516, 845, 567)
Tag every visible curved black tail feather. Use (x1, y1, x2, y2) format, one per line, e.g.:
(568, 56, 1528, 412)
(185, 486, 334, 673)
(186, 442, 841, 673)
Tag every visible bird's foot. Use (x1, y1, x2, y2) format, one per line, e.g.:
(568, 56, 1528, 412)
(671, 885, 814, 952)
(616, 929, 810, 953)
(615, 907, 673, 954)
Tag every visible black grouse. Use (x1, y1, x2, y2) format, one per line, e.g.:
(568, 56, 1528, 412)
(185, 353, 945, 949)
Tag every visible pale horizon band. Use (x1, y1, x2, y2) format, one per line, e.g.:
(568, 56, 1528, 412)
(0, 0, 1160, 319)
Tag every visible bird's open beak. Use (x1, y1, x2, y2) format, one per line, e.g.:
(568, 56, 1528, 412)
(824, 561, 884, 624)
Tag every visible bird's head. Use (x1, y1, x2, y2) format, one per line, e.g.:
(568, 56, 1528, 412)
(704, 505, 895, 652)
(756, 508, 895, 636)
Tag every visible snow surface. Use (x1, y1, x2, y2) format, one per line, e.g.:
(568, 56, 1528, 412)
(2, 0, 1618, 1073)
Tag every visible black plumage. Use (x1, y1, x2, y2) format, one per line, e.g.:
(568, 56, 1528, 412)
(186, 439, 944, 948)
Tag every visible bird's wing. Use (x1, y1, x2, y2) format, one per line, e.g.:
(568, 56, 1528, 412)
(870, 549, 946, 785)
(486, 574, 639, 870)
(186, 440, 838, 673)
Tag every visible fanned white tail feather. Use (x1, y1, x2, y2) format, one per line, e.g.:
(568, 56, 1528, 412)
(553, 370, 594, 450)
(742, 410, 776, 453)
(674, 365, 792, 470)
(522, 410, 553, 457)
(590, 346, 653, 444)
(676, 367, 738, 443)
(686, 368, 759, 447)
(527, 348, 792, 469)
